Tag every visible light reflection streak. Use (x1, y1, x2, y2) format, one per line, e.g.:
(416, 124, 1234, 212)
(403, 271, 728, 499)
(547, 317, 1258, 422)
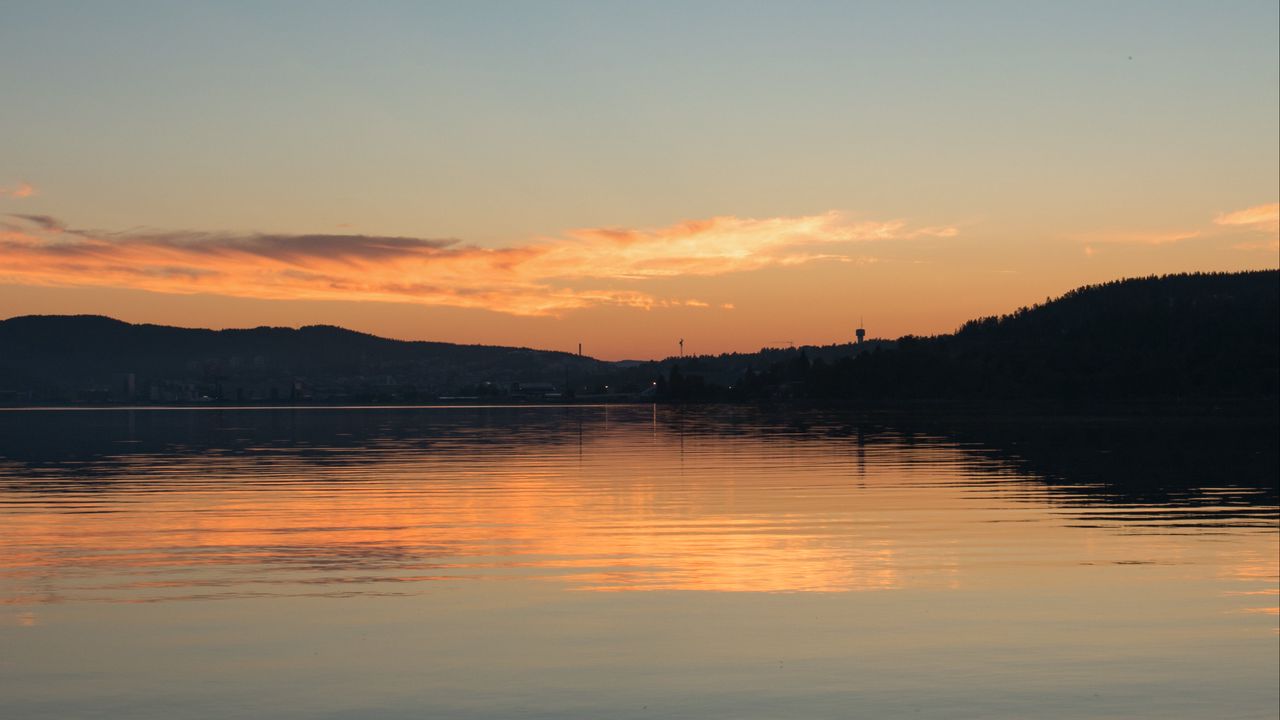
(0, 409, 1275, 616)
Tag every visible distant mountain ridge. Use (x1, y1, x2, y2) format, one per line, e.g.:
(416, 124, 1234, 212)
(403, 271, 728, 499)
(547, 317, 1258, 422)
(2, 270, 1277, 408)
(0, 315, 607, 402)
(659, 270, 1278, 407)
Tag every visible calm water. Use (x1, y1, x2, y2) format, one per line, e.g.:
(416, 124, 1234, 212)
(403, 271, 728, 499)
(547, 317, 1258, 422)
(0, 406, 1276, 719)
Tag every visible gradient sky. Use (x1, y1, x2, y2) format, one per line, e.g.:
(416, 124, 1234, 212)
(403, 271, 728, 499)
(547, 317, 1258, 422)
(2, 1, 1277, 359)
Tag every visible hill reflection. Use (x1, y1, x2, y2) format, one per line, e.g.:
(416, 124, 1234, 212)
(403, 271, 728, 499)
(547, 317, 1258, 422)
(0, 406, 1275, 602)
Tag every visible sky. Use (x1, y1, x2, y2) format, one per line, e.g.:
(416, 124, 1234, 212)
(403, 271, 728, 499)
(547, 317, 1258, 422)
(1, 1, 1277, 360)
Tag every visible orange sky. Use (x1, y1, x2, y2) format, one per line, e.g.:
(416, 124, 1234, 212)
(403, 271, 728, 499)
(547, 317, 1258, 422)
(2, 4, 1276, 359)
(2, 204, 1275, 358)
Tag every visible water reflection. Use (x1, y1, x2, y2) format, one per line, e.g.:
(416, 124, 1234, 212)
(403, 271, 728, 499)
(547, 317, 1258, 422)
(0, 406, 1274, 604)
(1, 406, 1276, 720)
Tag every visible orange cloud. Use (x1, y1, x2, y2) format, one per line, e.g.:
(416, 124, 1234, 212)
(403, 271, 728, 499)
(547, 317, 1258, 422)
(0, 183, 36, 199)
(0, 211, 954, 316)
(1232, 240, 1280, 252)
(1077, 229, 1201, 246)
(536, 212, 945, 280)
(1215, 203, 1280, 234)
(1078, 202, 1280, 253)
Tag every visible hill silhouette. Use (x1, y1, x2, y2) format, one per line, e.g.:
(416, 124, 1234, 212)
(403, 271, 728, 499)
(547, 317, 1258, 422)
(1, 270, 1276, 409)
(649, 271, 1279, 410)
(0, 316, 604, 403)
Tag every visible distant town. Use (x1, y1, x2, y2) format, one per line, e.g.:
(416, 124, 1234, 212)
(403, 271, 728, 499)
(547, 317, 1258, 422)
(1, 271, 1276, 411)
(0, 313, 885, 405)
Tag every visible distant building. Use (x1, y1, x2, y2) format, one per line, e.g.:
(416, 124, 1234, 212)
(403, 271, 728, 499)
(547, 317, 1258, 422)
(513, 381, 559, 399)
(112, 372, 137, 401)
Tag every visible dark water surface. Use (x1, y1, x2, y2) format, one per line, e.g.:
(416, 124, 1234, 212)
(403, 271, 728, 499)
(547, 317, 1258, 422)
(1, 406, 1276, 719)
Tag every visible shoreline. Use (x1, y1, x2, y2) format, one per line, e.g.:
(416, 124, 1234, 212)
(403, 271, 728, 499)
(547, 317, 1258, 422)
(1, 397, 1275, 421)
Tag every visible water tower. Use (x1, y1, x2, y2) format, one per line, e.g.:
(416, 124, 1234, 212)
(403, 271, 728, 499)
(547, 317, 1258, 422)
(855, 318, 866, 345)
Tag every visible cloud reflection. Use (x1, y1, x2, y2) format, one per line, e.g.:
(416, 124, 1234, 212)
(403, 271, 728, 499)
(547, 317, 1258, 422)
(0, 408, 1273, 607)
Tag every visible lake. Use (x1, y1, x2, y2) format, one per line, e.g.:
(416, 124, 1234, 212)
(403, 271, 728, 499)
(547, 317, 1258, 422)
(0, 406, 1276, 719)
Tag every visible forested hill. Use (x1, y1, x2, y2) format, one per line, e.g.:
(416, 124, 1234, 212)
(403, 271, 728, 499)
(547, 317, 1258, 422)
(2, 270, 1276, 408)
(0, 316, 606, 402)
(674, 271, 1279, 407)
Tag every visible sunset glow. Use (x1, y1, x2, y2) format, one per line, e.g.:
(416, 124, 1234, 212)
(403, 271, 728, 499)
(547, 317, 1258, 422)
(1, 6, 1276, 718)
(0, 211, 953, 317)
(1, 2, 1275, 358)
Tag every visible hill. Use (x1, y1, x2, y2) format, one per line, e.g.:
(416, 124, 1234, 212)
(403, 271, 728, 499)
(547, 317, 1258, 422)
(648, 271, 1279, 409)
(2, 270, 1276, 408)
(0, 316, 606, 403)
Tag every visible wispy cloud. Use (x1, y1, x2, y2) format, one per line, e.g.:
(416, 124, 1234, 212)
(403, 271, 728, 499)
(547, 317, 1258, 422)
(8, 214, 66, 232)
(0, 183, 36, 199)
(0, 211, 955, 316)
(1231, 240, 1280, 251)
(1215, 203, 1280, 234)
(1080, 202, 1279, 255)
(1078, 229, 1201, 246)
(531, 212, 933, 281)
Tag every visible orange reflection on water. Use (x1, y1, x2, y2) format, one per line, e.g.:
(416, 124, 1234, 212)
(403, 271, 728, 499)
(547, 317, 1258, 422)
(0, 421, 1274, 606)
